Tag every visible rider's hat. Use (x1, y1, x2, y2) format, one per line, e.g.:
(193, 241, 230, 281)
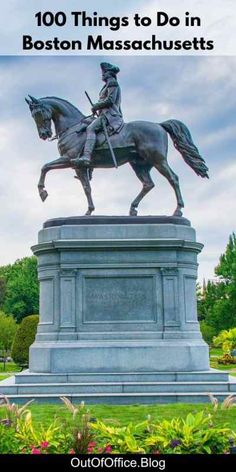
(100, 62, 120, 75)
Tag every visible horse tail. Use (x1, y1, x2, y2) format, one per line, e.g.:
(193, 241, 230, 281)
(160, 119, 209, 178)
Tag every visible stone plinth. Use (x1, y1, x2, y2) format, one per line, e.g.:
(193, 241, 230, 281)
(29, 216, 209, 373)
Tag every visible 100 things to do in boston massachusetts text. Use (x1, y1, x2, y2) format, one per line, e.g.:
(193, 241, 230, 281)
(22, 10, 215, 52)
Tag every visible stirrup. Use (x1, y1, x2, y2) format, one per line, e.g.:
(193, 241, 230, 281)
(80, 155, 91, 163)
(78, 156, 91, 166)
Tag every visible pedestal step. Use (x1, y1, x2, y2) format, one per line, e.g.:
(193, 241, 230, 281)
(0, 371, 235, 404)
(0, 391, 236, 405)
(14, 370, 230, 384)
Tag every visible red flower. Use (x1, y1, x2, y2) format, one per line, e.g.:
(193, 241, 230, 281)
(31, 447, 41, 455)
(88, 441, 96, 447)
(69, 449, 76, 454)
(41, 441, 49, 448)
(105, 445, 112, 453)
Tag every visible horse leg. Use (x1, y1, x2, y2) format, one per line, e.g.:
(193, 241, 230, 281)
(38, 157, 71, 201)
(129, 163, 155, 216)
(154, 160, 184, 216)
(75, 168, 95, 215)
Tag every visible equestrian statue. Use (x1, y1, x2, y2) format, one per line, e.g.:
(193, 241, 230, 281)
(25, 62, 209, 216)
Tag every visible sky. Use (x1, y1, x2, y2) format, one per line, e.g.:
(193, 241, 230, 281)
(0, 55, 235, 283)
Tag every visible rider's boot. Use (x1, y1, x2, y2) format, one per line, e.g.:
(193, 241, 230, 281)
(76, 138, 96, 167)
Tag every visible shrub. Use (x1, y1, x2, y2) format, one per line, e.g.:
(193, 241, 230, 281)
(91, 412, 235, 454)
(145, 412, 233, 454)
(16, 411, 66, 454)
(213, 328, 236, 354)
(0, 395, 34, 428)
(0, 312, 17, 369)
(60, 397, 97, 454)
(11, 315, 39, 367)
(0, 423, 21, 454)
(200, 321, 216, 345)
(217, 354, 236, 365)
(90, 420, 147, 453)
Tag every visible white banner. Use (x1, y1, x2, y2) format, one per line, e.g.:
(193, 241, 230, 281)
(0, 0, 235, 55)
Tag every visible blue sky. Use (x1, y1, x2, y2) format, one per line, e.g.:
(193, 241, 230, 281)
(0, 55, 235, 282)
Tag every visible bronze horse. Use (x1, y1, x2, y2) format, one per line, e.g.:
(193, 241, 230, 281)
(25, 95, 208, 216)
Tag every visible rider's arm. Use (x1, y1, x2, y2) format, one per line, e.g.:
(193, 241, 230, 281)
(92, 79, 118, 111)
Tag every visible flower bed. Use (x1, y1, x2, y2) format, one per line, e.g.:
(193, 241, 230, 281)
(0, 396, 235, 454)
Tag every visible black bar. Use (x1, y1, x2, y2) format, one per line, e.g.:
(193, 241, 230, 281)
(0, 454, 235, 470)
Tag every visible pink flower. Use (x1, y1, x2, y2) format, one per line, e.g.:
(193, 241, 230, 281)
(31, 447, 41, 455)
(105, 445, 112, 453)
(41, 441, 49, 448)
(69, 449, 76, 455)
(87, 447, 95, 453)
(88, 441, 96, 447)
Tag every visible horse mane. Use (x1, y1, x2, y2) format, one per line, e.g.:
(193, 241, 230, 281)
(40, 96, 83, 116)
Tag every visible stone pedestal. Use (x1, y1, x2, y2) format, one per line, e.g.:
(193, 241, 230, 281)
(29, 216, 209, 373)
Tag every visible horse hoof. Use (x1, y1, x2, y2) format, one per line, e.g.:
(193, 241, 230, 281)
(129, 208, 138, 216)
(40, 189, 48, 202)
(173, 208, 183, 217)
(85, 208, 95, 216)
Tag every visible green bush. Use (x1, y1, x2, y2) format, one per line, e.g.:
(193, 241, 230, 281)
(145, 412, 233, 454)
(213, 327, 236, 354)
(200, 321, 216, 345)
(0, 312, 17, 369)
(91, 420, 146, 453)
(11, 315, 39, 367)
(0, 423, 21, 454)
(218, 354, 236, 365)
(90, 412, 234, 454)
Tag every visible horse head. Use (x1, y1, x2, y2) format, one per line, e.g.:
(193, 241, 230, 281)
(25, 95, 53, 140)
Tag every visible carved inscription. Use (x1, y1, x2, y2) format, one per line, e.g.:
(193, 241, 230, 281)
(83, 276, 155, 323)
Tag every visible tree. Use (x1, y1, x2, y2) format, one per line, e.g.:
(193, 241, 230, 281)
(199, 321, 216, 346)
(0, 277, 6, 307)
(0, 311, 17, 370)
(216, 233, 236, 281)
(198, 233, 236, 334)
(0, 257, 39, 322)
(11, 315, 39, 367)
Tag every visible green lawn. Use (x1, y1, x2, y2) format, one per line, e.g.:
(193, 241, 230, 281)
(0, 362, 21, 381)
(0, 402, 235, 431)
(210, 347, 223, 357)
(209, 348, 236, 376)
(0, 374, 9, 381)
(0, 362, 21, 373)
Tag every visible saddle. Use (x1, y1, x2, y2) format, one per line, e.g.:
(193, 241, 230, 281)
(75, 120, 126, 152)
